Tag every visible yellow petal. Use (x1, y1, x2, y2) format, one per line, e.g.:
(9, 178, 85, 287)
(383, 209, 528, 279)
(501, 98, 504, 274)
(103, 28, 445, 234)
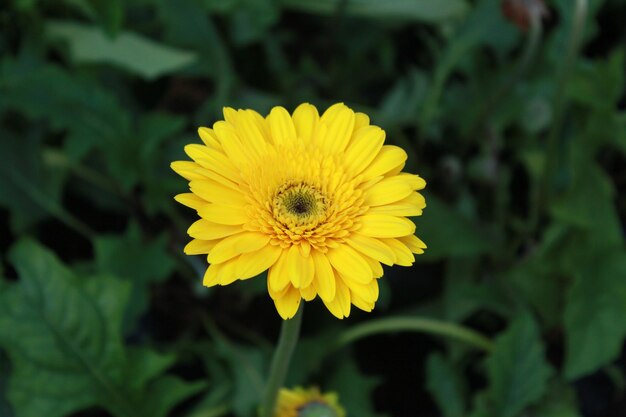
(345, 233, 396, 266)
(351, 294, 374, 312)
(197, 127, 221, 149)
(364, 176, 415, 206)
(292, 103, 319, 142)
(274, 286, 302, 320)
(358, 214, 415, 238)
(285, 245, 314, 288)
(184, 239, 218, 255)
(368, 192, 426, 216)
(268, 106, 296, 146)
(203, 260, 236, 287)
(362, 255, 384, 278)
(399, 234, 427, 254)
(350, 279, 379, 305)
(171, 161, 205, 181)
(311, 251, 336, 302)
(326, 245, 372, 284)
(318, 103, 355, 154)
(381, 238, 415, 266)
(400, 173, 426, 190)
(223, 107, 238, 126)
(343, 126, 385, 174)
(213, 121, 252, 166)
(236, 109, 269, 157)
(188, 219, 242, 240)
(322, 277, 351, 319)
(174, 193, 206, 210)
(189, 180, 247, 206)
(300, 284, 317, 301)
(353, 112, 370, 130)
(197, 204, 248, 225)
(207, 232, 270, 264)
(236, 244, 282, 279)
(360, 145, 408, 180)
(184, 144, 240, 182)
(268, 250, 290, 292)
(217, 259, 240, 285)
(299, 241, 311, 257)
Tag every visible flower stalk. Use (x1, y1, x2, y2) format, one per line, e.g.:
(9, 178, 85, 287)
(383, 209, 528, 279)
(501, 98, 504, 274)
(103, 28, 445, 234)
(332, 316, 494, 352)
(260, 305, 304, 417)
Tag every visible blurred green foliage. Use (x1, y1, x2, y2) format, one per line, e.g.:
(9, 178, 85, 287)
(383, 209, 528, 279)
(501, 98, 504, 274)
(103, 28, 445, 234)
(1, 0, 625, 417)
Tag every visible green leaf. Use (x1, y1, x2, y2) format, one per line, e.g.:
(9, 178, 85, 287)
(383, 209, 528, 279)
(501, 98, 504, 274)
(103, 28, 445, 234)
(0, 132, 65, 232)
(531, 384, 581, 417)
(506, 260, 564, 329)
(210, 334, 267, 417)
(47, 21, 196, 80)
(228, 0, 279, 45)
(484, 314, 553, 417)
(550, 157, 623, 249)
(327, 357, 381, 417)
(89, 0, 124, 37)
(564, 250, 626, 379)
(94, 222, 176, 331)
(426, 354, 466, 417)
(418, 194, 494, 260)
(279, 0, 469, 23)
(0, 58, 131, 162)
(0, 239, 203, 417)
(569, 49, 625, 109)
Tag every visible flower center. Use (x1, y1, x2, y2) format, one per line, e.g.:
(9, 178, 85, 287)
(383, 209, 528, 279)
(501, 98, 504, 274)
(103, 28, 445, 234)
(297, 402, 339, 417)
(273, 182, 327, 228)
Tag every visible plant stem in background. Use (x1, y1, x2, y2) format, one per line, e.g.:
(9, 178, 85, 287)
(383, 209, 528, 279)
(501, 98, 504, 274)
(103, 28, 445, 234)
(530, 0, 588, 236)
(332, 316, 494, 352)
(259, 306, 304, 417)
(468, 6, 543, 139)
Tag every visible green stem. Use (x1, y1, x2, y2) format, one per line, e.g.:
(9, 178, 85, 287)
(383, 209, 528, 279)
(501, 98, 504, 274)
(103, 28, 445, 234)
(530, 0, 588, 235)
(259, 306, 304, 417)
(332, 316, 494, 352)
(468, 9, 543, 138)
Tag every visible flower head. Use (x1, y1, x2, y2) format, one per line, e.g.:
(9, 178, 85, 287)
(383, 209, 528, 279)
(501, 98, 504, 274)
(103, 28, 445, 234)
(172, 103, 426, 319)
(275, 386, 345, 417)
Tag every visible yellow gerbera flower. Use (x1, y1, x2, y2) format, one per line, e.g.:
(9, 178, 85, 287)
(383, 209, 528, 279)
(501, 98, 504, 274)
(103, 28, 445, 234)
(275, 386, 345, 417)
(172, 103, 426, 319)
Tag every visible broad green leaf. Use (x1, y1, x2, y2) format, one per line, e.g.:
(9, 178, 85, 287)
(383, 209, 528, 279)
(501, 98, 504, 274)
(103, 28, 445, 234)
(420, 0, 519, 131)
(327, 357, 381, 417)
(569, 49, 625, 109)
(46, 21, 196, 80)
(89, 0, 124, 36)
(377, 68, 428, 128)
(0, 132, 65, 232)
(228, 0, 280, 45)
(94, 223, 176, 331)
(564, 250, 626, 379)
(531, 384, 581, 417)
(0, 239, 203, 417)
(426, 354, 466, 417)
(418, 194, 494, 260)
(550, 157, 622, 249)
(506, 261, 564, 329)
(0, 57, 131, 161)
(210, 333, 267, 417)
(484, 314, 553, 417)
(279, 0, 469, 23)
